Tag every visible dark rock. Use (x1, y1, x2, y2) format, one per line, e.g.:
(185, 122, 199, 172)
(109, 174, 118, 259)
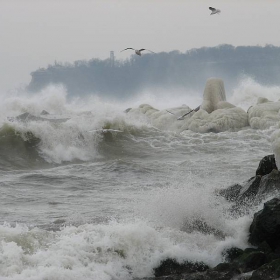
(218, 177, 262, 217)
(257, 170, 280, 196)
(250, 258, 280, 280)
(258, 241, 273, 254)
(218, 183, 243, 202)
(205, 265, 241, 280)
(212, 262, 238, 272)
(249, 198, 280, 252)
(222, 247, 244, 262)
(238, 176, 262, 202)
(154, 259, 209, 277)
(183, 270, 235, 280)
(179, 264, 241, 280)
(137, 157, 280, 280)
(266, 252, 280, 263)
(233, 249, 266, 273)
(256, 154, 277, 177)
(218, 165, 280, 220)
(181, 218, 225, 239)
(217, 176, 261, 208)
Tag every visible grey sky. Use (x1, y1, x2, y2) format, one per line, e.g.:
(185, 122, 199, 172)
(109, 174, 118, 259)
(1, 0, 280, 93)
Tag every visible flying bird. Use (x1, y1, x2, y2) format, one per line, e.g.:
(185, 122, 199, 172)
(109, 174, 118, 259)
(166, 106, 200, 120)
(121, 48, 155, 56)
(209, 7, 221, 15)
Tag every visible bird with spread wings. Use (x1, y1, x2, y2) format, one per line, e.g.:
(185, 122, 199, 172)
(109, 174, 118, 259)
(121, 48, 155, 56)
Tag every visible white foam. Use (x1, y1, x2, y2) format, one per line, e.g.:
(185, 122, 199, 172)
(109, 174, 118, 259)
(0, 211, 252, 280)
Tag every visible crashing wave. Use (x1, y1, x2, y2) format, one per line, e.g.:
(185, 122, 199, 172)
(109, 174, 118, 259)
(7, 111, 70, 123)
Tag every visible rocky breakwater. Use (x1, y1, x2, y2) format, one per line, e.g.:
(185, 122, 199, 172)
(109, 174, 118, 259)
(136, 155, 280, 280)
(126, 78, 249, 133)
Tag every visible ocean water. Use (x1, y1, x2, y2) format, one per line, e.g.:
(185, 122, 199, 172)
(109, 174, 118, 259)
(0, 80, 279, 280)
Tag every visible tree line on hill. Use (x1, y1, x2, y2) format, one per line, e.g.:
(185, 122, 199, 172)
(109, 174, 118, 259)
(27, 44, 280, 98)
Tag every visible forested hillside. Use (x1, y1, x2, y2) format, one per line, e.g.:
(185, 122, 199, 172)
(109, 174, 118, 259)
(27, 44, 280, 98)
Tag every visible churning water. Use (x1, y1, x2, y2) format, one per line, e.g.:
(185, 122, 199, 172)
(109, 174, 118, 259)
(0, 80, 279, 280)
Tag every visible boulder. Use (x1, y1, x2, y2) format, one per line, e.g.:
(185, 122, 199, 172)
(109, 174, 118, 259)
(250, 258, 280, 280)
(257, 169, 280, 196)
(256, 154, 277, 177)
(238, 176, 262, 202)
(249, 198, 280, 252)
(222, 247, 244, 263)
(154, 258, 209, 277)
(218, 155, 280, 210)
(232, 248, 266, 273)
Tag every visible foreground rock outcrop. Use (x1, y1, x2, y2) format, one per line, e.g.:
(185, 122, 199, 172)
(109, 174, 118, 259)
(249, 198, 280, 253)
(136, 155, 280, 280)
(218, 155, 280, 213)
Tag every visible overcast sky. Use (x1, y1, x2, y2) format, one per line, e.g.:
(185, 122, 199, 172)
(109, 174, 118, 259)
(0, 0, 280, 93)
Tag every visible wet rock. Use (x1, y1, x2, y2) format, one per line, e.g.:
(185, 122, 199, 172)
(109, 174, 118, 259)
(137, 156, 280, 280)
(257, 169, 280, 196)
(218, 183, 243, 202)
(181, 218, 225, 239)
(249, 198, 280, 252)
(257, 241, 273, 254)
(218, 155, 280, 211)
(178, 263, 241, 280)
(256, 154, 277, 177)
(238, 176, 262, 202)
(154, 259, 209, 277)
(266, 252, 280, 263)
(205, 263, 241, 280)
(233, 248, 266, 273)
(250, 258, 280, 280)
(222, 247, 244, 263)
(218, 176, 261, 204)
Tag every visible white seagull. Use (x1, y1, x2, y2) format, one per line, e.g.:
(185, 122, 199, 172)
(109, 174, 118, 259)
(121, 48, 155, 56)
(166, 106, 200, 120)
(209, 7, 221, 15)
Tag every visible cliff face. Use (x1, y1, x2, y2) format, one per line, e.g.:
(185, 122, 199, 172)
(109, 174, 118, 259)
(27, 45, 280, 97)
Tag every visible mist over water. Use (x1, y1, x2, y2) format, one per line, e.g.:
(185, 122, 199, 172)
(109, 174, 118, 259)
(0, 77, 279, 279)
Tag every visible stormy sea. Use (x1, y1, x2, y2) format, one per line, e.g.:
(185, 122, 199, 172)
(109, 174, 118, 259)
(1, 77, 280, 280)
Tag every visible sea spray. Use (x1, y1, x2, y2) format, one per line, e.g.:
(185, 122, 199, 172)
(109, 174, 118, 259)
(229, 77, 280, 111)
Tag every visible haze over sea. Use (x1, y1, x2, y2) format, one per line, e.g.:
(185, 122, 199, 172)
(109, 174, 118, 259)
(1, 75, 280, 279)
